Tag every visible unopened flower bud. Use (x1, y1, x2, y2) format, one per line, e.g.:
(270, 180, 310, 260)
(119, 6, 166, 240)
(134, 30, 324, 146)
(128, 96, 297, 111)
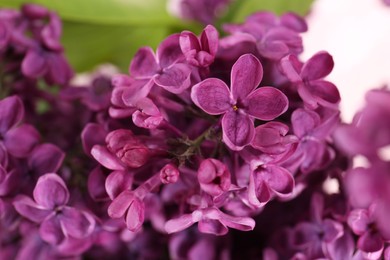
(160, 164, 180, 184)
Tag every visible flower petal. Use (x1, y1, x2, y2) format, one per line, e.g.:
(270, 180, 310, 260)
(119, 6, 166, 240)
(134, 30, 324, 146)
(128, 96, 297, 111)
(91, 145, 125, 171)
(13, 195, 52, 222)
(291, 108, 320, 138)
(261, 165, 294, 196)
(306, 80, 340, 109)
(87, 166, 108, 201)
(279, 54, 303, 83)
(154, 63, 191, 94)
(21, 50, 47, 78)
(222, 111, 254, 150)
(40, 217, 65, 245)
(4, 124, 40, 158)
(245, 87, 288, 120)
(301, 51, 334, 81)
(60, 207, 95, 238)
(81, 123, 107, 156)
(198, 219, 228, 236)
(200, 25, 219, 57)
(33, 173, 69, 209)
(231, 54, 263, 101)
(105, 170, 133, 200)
(218, 211, 255, 231)
(347, 209, 369, 236)
(248, 172, 272, 207)
(129, 47, 159, 78)
(0, 95, 24, 133)
(28, 143, 64, 176)
(280, 12, 308, 32)
(191, 78, 231, 115)
(357, 231, 384, 254)
(165, 213, 195, 234)
(157, 34, 183, 68)
(107, 190, 133, 219)
(125, 198, 144, 232)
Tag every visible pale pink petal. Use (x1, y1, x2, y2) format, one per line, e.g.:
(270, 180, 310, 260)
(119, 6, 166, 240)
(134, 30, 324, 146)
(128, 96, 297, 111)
(231, 54, 263, 101)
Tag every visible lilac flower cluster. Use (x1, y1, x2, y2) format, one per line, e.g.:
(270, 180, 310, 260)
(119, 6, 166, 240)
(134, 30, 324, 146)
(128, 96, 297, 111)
(1, 3, 390, 260)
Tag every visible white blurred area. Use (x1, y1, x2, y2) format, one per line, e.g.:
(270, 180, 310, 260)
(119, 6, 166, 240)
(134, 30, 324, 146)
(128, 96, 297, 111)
(302, 0, 390, 122)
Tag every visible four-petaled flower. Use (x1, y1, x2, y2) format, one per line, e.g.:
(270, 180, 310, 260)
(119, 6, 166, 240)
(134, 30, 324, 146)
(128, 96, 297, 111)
(191, 54, 288, 150)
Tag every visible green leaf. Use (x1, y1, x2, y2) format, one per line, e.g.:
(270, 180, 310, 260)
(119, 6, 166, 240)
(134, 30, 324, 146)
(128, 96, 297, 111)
(61, 22, 170, 72)
(0, 0, 182, 26)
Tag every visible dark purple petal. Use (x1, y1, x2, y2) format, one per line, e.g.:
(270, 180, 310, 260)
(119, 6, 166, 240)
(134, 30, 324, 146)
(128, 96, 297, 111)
(0, 165, 5, 183)
(13, 195, 52, 222)
(222, 111, 254, 150)
(33, 174, 69, 209)
(165, 213, 195, 234)
(60, 207, 95, 238)
(87, 167, 108, 201)
(56, 236, 93, 256)
(39, 217, 64, 245)
(191, 78, 231, 115)
(4, 124, 40, 158)
(21, 50, 47, 78)
(41, 13, 62, 51)
(248, 173, 271, 207)
(292, 222, 320, 247)
(157, 34, 183, 68)
(357, 231, 384, 254)
(326, 231, 355, 260)
(231, 54, 263, 101)
(306, 80, 340, 108)
(0, 95, 24, 133)
(125, 198, 144, 232)
(301, 51, 334, 81)
(154, 63, 191, 94)
(45, 53, 73, 85)
(261, 165, 294, 195)
(81, 123, 107, 156)
(0, 143, 7, 168)
(310, 193, 324, 224)
(22, 4, 48, 19)
(105, 170, 133, 200)
(180, 30, 201, 63)
(28, 143, 64, 176)
(258, 40, 289, 60)
(107, 190, 133, 219)
(322, 219, 344, 243)
(0, 169, 22, 196)
(245, 87, 288, 120)
(91, 145, 125, 171)
(130, 47, 159, 78)
(121, 79, 154, 107)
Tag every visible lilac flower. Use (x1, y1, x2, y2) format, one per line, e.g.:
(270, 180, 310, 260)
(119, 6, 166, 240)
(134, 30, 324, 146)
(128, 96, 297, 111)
(191, 54, 288, 150)
(113, 34, 191, 108)
(280, 51, 340, 109)
(132, 98, 164, 129)
(197, 158, 231, 197)
(165, 206, 255, 236)
(0, 96, 40, 159)
(13, 174, 95, 245)
(180, 25, 219, 68)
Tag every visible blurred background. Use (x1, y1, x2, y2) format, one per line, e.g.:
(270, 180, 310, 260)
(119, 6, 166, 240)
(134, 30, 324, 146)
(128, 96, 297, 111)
(1, 0, 389, 122)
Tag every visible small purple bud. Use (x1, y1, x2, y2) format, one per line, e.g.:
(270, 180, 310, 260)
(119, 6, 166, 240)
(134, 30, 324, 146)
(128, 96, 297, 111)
(106, 129, 150, 168)
(197, 159, 231, 197)
(160, 164, 180, 184)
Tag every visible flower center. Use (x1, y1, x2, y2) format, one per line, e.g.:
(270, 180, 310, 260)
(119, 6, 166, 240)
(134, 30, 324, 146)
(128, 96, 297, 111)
(232, 105, 238, 111)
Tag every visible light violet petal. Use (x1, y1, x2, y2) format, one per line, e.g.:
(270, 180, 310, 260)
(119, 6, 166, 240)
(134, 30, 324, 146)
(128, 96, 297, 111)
(231, 54, 263, 101)
(280, 12, 308, 32)
(33, 173, 69, 209)
(198, 218, 228, 236)
(4, 124, 40, 158)
(13, 195, 51, 222)
(280, 54, 303, 83)
(291, 108, 320, 138)
(222, 111, 254, 151)
(60, 207, 95, 238)
(125, 198, 144, 232)
(157, 33, 183, 68)
(39, 217, 65, 245)
(257, 41, 289, 60)
(0, 169, 22, 196)
(107, 190, 133, 219)
(191, 78, 231, 115)
(326, 231, 355, 260)
(81, 123, 107, 156)
(301, 51, 334, 81)
(21, 50, 47, 78)
(0, 95, 24, 133)
(245, 87, 288, 120)
(121, 79, 154, 107)
(91, 145, 125, 171)
(130, 47, 159, 78)
(322, 219, 344, 243)
(28, 143, 64, 176)
(154, 63, 191, 94)
(105, 170, 133, 200)
(347, 209, 369, 236)
(261, 165, 294, 195)
(165, 213, 195, 234)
